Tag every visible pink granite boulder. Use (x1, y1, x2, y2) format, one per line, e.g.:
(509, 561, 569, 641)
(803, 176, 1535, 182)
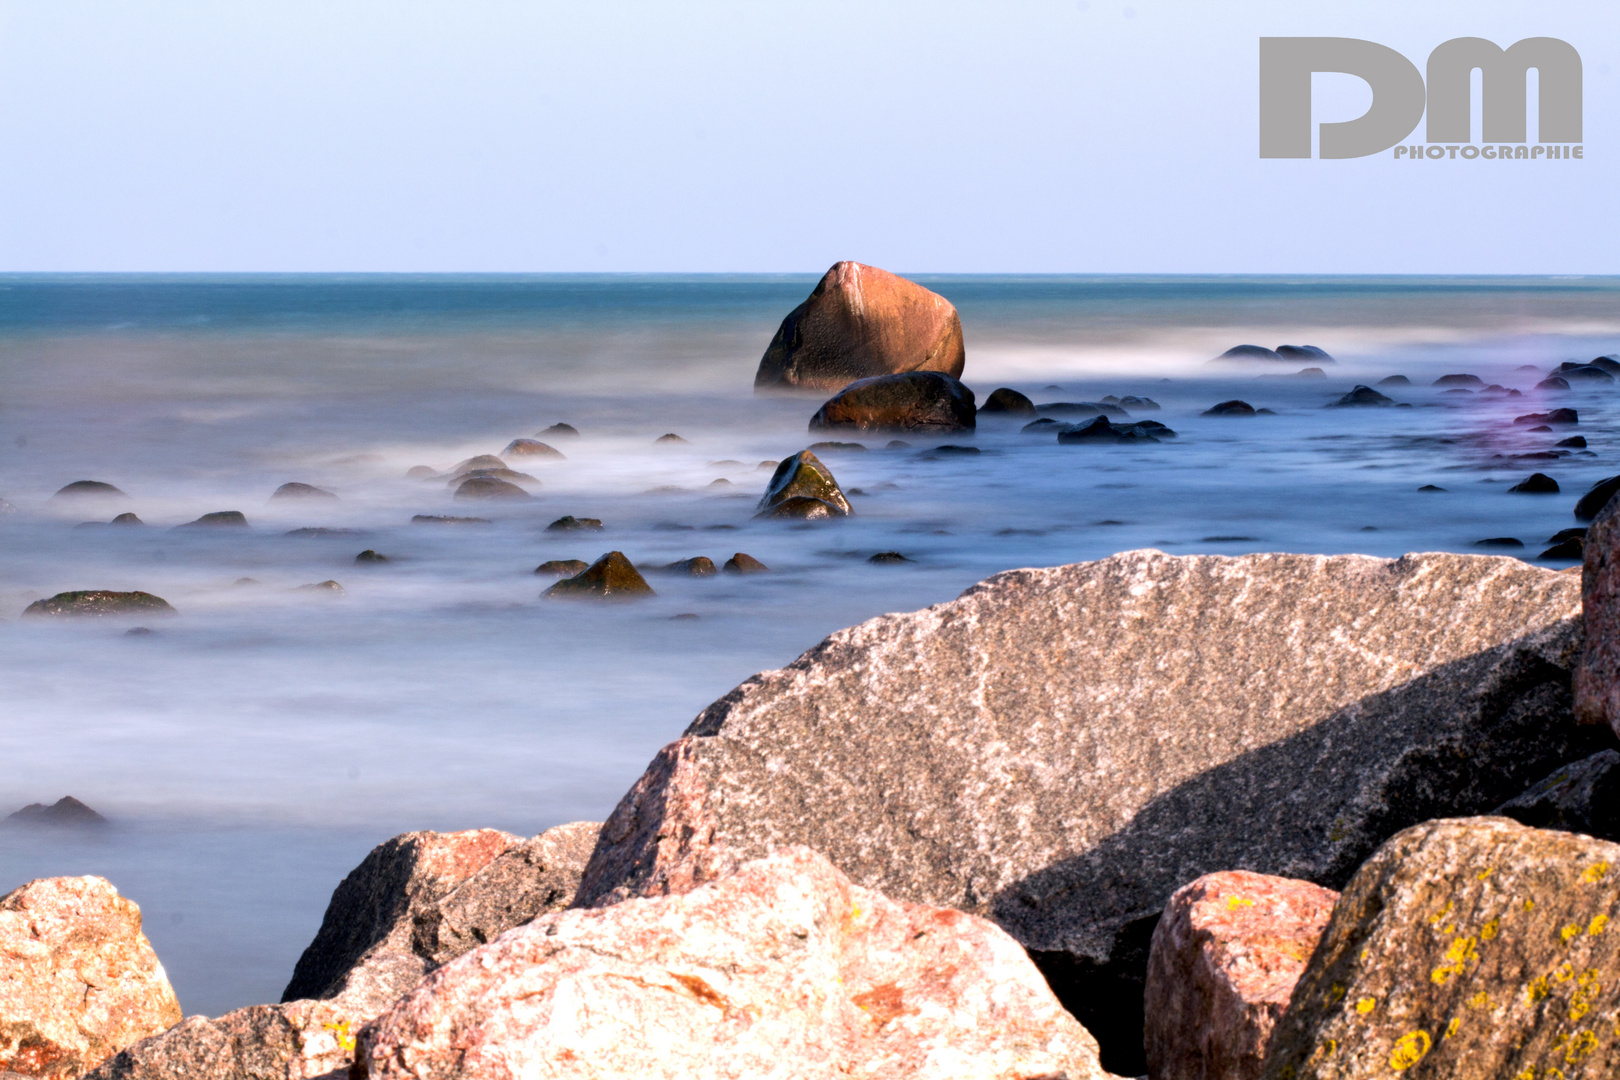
(355, 846, 1113, 1080)
(1576, 497, 1620, 737)
(1144, 870, 1339, 1080)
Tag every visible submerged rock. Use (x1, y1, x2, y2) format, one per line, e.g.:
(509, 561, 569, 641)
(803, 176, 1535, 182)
(538, 423, 579, 438)
(661, 556, 717, 576)
(453, 477, 531, 501)
(1514, 408, 1579, 426)
(297, 580, 345, 594)
(1560, 363, 1615, 382)
(357, 848, 1109, 1080)
(1275, 344, 1333, 362)
(1508, 473, 1559, 494)
(1433, 373, 1485, 387)
(501, 439, 564, 459)
(50, 481, 127, 501)
(1574, 475, 1620, 521)
(867, 551, 910, 564)
(176, 511, 249, 528)
(1376, 375, 1411, 386)
(808, 371, 976, 434)
(0, 876, 181, 1079)
(410, 515, 491, 526)
(1557, 435, 1588, 448)
(1329, 385, 1395, 407)
(1208, 345, 1281, 364)
(1472, 537, 1524, 549)
(5, 796, 107, 827)
(109, 513, 143, 526)
(754, 261, 966, 392)
(1021, 418, 1061, 433)
(534, 559, 588, 577)
(1537, 376, 1572, 391)
(654, 433, 687, 444)
(1145, 871, 1339, 1080)
(543, 552, 654, 599)
(723, 552, 769, 574)
(1118, 395, 1161, 410)
(271, 483, 338, 500)
(1494, 751, 1620, 843)
(980, 387, 1037, 415)
(575, 551, 1598, 1073)
(448, 455, 506, 477)
(545, 516, 604, 532)
(1057, 417, 1166, 444)
(1540, 538, 1584, 560)
(22, 591, 175, 618)
(445, 468, 536, 487)
(1038, 401, 1131, 419)
(806, 440, 866, 453)
(755, 451, 851, 520)
(405, 466, 438, 479)
(1261, 818, 1620, 1080)
(1203, 400, 1258, 417)
(354, 550, 388, 564)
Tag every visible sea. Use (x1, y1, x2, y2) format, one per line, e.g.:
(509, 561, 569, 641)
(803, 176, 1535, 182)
(1, 273, 1618, 1015)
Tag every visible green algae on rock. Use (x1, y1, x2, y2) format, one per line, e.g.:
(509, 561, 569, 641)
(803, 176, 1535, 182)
(754, 451, 851, 520)
(1262, 817, 1620, 1080)
(543, 552, 654, 600)
(23, 591, 177, 618)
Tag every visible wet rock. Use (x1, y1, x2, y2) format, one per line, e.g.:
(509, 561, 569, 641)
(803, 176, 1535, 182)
(534, 559, 588, 577)
(447, 455, 506, 477)
(1144, 871, 1338, 1080)
(405, 466, 438, 479)
(723, 553, 769, 574)
(1576, 498, 1620, 734)
(1433, 373, 1485, 387)
(1508, 473, 1559, 494)
(1494, 751, 1620, 843)
(925, 444, 981, 455)
(754, 261, 966, 392)
(1472, 537, 1524, 549)
(884, 440, 910, 449)
(1558, 363, 1615, 382)
(1575, 475, 1620, 521)
(50, 481, 127, 501)
(1419, 484, 1448, 492)
(981, 388, 1038, 415)
(124, 627, 153, 637)
(0, 876, 181, 1078)
(1264, 367, 1326, 380)
(1038, 401, 1131, 419)
(755, 451, 851, 520)
(1261, 818, 1620, 1080)
(662, 556, 717, 576)
(354, 550, 388, 564)
(1330, 385, 1395, 408)
(1540, 539, 1584, 560)
(109, 513, 143, 526)
(808, 371, 976, 434)
(271, 483, 338, 501)
(543, 552, 654, 599)
(22, 591, 175, 618)
(867, 551, 910, 564)
(1057, 417, 1163, 444)
(501, 439, 564, 459)
(1119, 395, 1161, 410)
(1276, 345, 1333, 362)
(545, 516, 603, 532)
(806, 440, 866, 453)
(654, 433, 687, 444)
(298, 580, 345, 594)
(1377, 375, 1411, 386)
(1558, 435, 1588, 448)
(356, 848, 1110, 1080)
(575, 550, 1599, 1074)
(1209, 345, 1281, 364)
(285, 527, 365, 538)
(538, 423, 579, 438)
(410, 515, 491, 525)
(5, 796, 107, 828)
(1537, 376, 1572, 391)
(1022, 418, 1062, 433)
(453, 477, 530, 501)
(1590, 356, 1620, 374)
(1514, 409, 1579, 426)
(1203, 400, 1258, 417)
(445, 468, 535, 486)
(1550, 527, 1588, 544)
(1441, 387, 1475, 395)
(177, 511, 249, 528)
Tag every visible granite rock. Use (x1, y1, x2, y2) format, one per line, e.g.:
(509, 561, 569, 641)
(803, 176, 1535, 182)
(1145, 871, 1339, 1080)
(808, 371, 976, 434)
(357, 847, 1113, 1080)
(1260, 818, 1620, 1080)
(576, 550, 1600, 1073)
(754, 262, 966, 392)
(1575, 497, 1620, 736)
(0, 876, 181, 1079)
(1494, 751, 1620, 844)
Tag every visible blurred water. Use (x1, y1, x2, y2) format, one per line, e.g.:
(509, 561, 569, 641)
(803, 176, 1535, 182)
(1, 274, 1618, 1014)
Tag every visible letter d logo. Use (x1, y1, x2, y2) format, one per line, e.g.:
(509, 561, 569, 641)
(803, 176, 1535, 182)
(1259, 38, 1425, 158)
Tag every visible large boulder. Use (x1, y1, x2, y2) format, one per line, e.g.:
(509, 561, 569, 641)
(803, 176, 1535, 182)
(754, 262, 965, 392)
(1576, 498, 1620, 736)
(574, 550, 1602, 1074)
(1145, 871, 1338, 1080)
(1261, 818, 1620, 1080)
(807, 371, 976, 434)
(355, 847, 1113, 1080)
(755, 451, 852, 520)
(1494, 751, 1620, 843)
(92, 824, 600, 1080)
(0, 876, 181, 1079)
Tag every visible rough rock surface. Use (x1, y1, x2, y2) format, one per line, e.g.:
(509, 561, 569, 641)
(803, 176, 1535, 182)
(357, 847, 1112, 1080)
(542, 552, 654, 599)
(808, 371, 976, 434)
(1495, 751, 1620, 843)
(575, 550, 1601, 1073)
(1576, 497, 1620, 737)
(755, 450, 851, 520)
(1145, 871, 1339, 1080)
(754, 262, 965, 392)
(21, 592, 175, 619)
(0, 876, 181, 1079)
(1261, 818, 1620, 1080)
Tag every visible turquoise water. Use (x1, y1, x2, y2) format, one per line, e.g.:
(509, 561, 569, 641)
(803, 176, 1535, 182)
(1, 274, 1618, 1013)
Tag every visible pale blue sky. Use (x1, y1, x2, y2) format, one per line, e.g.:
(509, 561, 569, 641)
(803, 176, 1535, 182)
(0, 1, 1613, 272)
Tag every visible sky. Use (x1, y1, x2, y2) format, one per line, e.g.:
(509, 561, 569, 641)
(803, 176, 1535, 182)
(0, 1, 1615, 274)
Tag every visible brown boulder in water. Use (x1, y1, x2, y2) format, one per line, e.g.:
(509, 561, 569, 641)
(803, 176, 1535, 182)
(754, 262, 966, 392)
(543, 552, 654, 599)
(754, 451, 851, 520)
(723, 553, 769, 574)
(501, 439, 564, 459)
(808, 371, 976, 434)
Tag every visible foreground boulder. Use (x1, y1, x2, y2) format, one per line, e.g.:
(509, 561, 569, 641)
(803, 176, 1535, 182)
(575, 550, 1600, 1073)
(754, 262, 965, 392)
(357, 847, 1112, 1080)
(1262, 818, 1620, 1080)
(93, 824, 600, 1080)
(808, 371, 976, 434)
(542, 552, 654, 599)
(22, 591, 175, 618)
(755, 450, 852, 520)
(1145, 871, 1338, 1080)
(0, 877, 181, 1078)
(1494, 751, 1620, 843)
(1577, 499, 1620, 737)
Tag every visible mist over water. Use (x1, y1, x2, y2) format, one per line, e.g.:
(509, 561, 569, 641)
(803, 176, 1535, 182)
(3, 274, 1619, 1014)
